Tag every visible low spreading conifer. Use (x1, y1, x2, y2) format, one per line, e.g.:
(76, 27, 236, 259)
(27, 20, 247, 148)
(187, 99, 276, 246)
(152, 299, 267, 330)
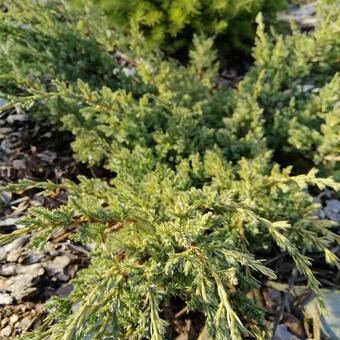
(0, 0, 339, 339)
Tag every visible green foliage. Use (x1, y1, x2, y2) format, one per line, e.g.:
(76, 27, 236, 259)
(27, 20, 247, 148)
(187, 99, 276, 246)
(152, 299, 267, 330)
(244, 6, 340, 178)
(72, 0, 285, 57)
(0, 0, 340, 339)
(0, 0, 150, 125)
(5, 167, 340, 340)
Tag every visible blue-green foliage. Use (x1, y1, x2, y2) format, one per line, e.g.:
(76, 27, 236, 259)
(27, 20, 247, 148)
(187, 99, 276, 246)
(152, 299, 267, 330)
(0, 0, 339, 339)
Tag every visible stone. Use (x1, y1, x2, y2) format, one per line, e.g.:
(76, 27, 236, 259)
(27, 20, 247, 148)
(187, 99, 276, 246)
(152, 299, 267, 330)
(277, 2, 317, 28)
(0, 262, 45, 276)
(0, 325, 12, 337)
(55, 272, 70, 282)
(320, 290, 340, 339)
(16, 315, 33, 332)
(10, 286, 38, 302)
(12, 159, 26, 170)
(67, 264, 79, 279)
(51, 255, 71, 268)
(6, 248, 23, 262)
(45, 267, 59, 277)
(0, 263, 17, 276)
(6, 272, 44, 301)
(21, 252, 46, 265)
(6, 113, 28, 124)
(0, 293, 14, 305)
(0, 276, 8, 290)
(0, 235, 29, 254)
(45, 255, 71, 277)
(282, 313, 306, 339)
(0, 191, 11, 214)
(36, 150, 57, 163)
(55, 283, 73, 298)
(45, 244, 61, 257)
(15, 263, 45, 275)
(263, 288, 282, 311)
(324, 199, 340, 223)
(9, 314, 19, 325)
(1, 317, 8, 327)
(274, 324, 302, 340)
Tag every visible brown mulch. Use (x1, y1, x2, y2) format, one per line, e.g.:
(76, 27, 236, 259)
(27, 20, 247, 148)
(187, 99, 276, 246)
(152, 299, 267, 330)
(0, 106, 94, 338)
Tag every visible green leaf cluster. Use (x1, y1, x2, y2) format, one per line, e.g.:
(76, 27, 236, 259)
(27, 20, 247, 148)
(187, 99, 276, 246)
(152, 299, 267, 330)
(0, 0, 339, 339)
(244, 6, 340, 179)
(71, 0, 285, 57)
(0, 0, 151, 125)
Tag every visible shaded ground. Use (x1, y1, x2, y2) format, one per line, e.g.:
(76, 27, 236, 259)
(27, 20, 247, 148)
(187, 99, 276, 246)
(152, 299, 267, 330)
(0, 107, 93, 338)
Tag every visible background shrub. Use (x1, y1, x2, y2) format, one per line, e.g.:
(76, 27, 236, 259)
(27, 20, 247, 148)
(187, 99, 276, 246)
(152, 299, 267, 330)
(71, 0, 285, 58)
(2, 0, 338, 179)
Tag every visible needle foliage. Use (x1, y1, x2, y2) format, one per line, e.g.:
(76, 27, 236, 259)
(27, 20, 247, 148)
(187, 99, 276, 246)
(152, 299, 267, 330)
(0, 0, 339, 339)
(71, 0, 285, 57)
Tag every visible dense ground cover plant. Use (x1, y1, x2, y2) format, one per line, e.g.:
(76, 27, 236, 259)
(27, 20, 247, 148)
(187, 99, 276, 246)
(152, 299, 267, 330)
(0, 0, 340, 339)
(72, 0, 285, 57)
(243, 5, 340, 179)
(0, 0, 151, 125)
